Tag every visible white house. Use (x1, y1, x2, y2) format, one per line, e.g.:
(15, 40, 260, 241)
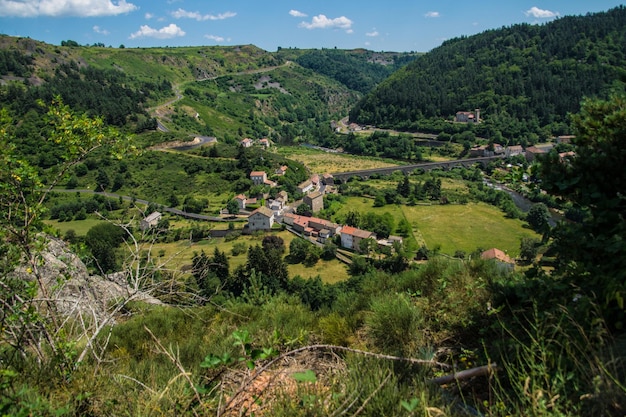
(140, 211, 162, 230)
(340, 225, 376, 251)
(297, 180, 314, 194)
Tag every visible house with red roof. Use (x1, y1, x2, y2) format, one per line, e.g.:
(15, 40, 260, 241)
(481, 248, 515, 270)
(340, 225, 376, 252)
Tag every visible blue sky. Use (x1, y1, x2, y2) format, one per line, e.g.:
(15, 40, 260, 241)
(0, 1, 624, 52)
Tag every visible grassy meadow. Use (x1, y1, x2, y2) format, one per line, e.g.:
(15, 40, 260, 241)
(334, 196, 537, 257)
(404, 202, 538, 257)
(274, 146, 401, 173)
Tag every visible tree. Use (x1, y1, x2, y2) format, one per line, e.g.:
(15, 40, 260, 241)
(321, 241, 338, 260)
(289, 237, 309, 263)
(397, 174, 411, 198)
(348, 255, 372, 276)
(167, 193, 179, 207)
(373, 194, 386, 207)
(296, 203, 311, 216)
(344, 210, 361, 228)
(227, 199, 240, 215)
(519, 237, 540, 264)
(1, 98, 139, 382)
(96, 168, 110, 191)
(85, 222, 125, 273)
(538, 91, 626, 320)
(304, 246, 321, 267)
(396, 218, 412, 238)
(262, 235, 285, 255)
(526, 203, 551, 237)
(359, 237, 377, 255)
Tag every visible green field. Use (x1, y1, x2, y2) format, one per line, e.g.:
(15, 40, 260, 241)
(335, 197, 537, 257)
(125, 230, 351, 284)
(46, 218, 108, 236)
(403, 202, 538, 257)
(46, 195, 534, 281)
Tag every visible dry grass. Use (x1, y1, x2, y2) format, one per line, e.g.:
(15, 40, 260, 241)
(275, 146, 401, 173)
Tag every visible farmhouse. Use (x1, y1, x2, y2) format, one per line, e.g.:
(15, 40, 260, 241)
(378, 235, 404, 251)
(259, 138, 270, 148)
(340, 225, 376, 252)
(247, 206, 274, 232)
(240, 138, 253, 148)
(455, 109, 480, 123)
(506, 145, 524, 157)
(250, 171, 267, 185)
(297, 180, 314, 194)
(235, 194, 257, 210)
(282, 213, 341, 242)
(140, 211, 162, 230)
(275, 165, 288, 176)
(481, 248, 515, 271)
(525, 146, 547, 162)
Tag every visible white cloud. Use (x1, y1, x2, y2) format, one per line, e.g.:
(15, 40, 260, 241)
(425, 11, 440, 18)
(204, 34, 225, 42)
(171, 8, 236, 21)
(366, 30, 379, 37)
(0, 0, 138, 17)
(289, 9, 306, 17)
(144, 12, 153, 19)
(299, 14, 353, 31)
(129, 23, 185, 39)
(93, 25, 109, 35)
(525, 6, 559, 18)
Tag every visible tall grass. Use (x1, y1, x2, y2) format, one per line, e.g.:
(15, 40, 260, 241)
(487, 303, 626, 416)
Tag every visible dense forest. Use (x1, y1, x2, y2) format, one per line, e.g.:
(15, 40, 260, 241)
(350, 6, 626, 142)
(282, 48, 418, 94)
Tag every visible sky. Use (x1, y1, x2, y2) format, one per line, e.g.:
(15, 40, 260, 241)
(0, 1, 624, 52)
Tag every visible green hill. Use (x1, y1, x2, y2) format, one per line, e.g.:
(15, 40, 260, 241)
(0, 36, 418, 147)
(349, 6, 626, 142)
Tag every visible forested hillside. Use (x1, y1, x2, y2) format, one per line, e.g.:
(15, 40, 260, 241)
(350, 6, 626, 141)
(276, 48, 419, 94)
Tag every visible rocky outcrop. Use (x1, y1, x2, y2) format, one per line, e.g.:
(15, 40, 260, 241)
(13, 236, 161, 323)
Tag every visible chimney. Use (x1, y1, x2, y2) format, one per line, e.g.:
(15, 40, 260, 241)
(475, 108, 480, 123)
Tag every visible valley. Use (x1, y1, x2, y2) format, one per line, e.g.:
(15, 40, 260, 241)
(1, 7, 626, 416)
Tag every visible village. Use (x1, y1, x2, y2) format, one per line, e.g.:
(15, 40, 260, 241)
(137, 131, 554, 270)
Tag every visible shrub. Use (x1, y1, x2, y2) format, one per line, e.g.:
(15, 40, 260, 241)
(365, 293, 423, 356)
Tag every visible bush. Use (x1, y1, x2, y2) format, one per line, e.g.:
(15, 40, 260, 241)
(365, 293, 423, 356)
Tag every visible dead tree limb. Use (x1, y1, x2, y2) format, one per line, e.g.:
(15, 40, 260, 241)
(429, 363, 498, 386)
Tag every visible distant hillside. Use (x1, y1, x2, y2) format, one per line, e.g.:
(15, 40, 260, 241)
(0, 36, 414, 147)
(349, 6, 626, 141)
(276, 48, 419, 94)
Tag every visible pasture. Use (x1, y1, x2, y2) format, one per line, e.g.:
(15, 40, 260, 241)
(274, 146, 401, 174)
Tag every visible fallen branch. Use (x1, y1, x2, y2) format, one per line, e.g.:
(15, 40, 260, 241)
(429, 363, 498, 386)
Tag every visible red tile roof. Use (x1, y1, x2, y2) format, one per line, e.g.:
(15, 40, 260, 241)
(481, 248, 514, 264)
